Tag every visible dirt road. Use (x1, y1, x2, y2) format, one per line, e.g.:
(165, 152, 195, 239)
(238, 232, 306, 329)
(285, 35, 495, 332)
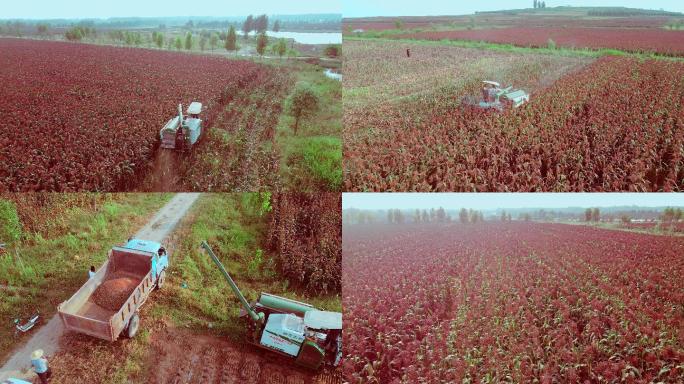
(0, 193, 200, 382)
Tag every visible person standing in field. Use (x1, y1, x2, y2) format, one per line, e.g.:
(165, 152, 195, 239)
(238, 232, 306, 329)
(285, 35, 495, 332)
(30, 350, 51, 384)
(88, 265, 96, 279)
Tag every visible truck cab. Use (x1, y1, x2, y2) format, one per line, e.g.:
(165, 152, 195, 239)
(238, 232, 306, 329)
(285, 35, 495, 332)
(124, 238, 167, 286)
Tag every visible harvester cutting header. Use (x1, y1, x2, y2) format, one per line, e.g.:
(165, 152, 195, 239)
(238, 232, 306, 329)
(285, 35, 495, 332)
(160, 102, 203, 151)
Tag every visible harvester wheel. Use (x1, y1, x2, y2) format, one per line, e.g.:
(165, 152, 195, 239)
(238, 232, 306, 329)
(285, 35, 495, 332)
(156, 270, 166, 290)
(125, 313, 140, 338)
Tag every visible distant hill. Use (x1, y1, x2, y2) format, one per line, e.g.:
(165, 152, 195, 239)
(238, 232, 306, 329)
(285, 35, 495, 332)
(475, 6, 682, 17)
(344, 6, 682, 22)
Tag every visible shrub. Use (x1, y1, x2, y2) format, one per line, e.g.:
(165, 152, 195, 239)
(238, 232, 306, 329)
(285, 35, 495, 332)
(0, 199, 21, 243)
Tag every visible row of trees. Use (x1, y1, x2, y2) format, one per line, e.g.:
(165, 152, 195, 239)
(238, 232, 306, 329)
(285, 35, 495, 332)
(661, 207, 683, 224)
(346, 207, 684, 226)
(242, 14, 270, 37)
(384, 208, 487, 224)
(64, 26, 96, 41)
(533, 0, 547, 8)
(584, 208, 601, 222)
(103, 27, 288, 59)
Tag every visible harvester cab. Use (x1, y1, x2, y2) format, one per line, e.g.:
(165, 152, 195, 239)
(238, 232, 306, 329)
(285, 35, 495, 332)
(160, 102, 203, 151)
(201, 241, 343, 370)
(475, 80, 529, 111)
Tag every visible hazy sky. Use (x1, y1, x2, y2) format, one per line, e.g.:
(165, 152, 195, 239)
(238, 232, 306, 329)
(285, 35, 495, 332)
(343, 193, 684, 210)
(344, 0, 684, 17)
(1, 0, 340, 19)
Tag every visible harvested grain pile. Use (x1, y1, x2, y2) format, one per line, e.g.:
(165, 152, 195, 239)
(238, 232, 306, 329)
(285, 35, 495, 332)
(92, 273, 138, 311)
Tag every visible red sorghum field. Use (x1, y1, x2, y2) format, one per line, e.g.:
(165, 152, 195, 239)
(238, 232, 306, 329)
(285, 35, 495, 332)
(344, 40, 684, 192)
(400, 28, 684, 56)
(268, 192, 342, 294)
(0, 38, 286, 191)
(342, 222, 684, 383)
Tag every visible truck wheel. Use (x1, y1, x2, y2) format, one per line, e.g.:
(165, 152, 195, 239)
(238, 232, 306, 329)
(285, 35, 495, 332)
(156, 270, 166, 290)
(125, 313, 140, 338)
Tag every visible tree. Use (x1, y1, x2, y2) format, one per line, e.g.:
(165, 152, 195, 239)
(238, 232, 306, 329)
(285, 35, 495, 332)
(620, 214, 631, 224)
(387, 209, 394, 224)
(533, 0, 538, 8)
(324, 44, 340, 58)
(436, 207, 446, 222)
(395, 20, 404, 29)
(592, 208, 600, 222)
(155, 32, 164, 48)
(242, 15, 254, 38)
(254, 14, 268, 33)
(174, 36, 182, 50)
(584, 208, 592, 222)
(225, 26, 237, 52)
(184, 32, 193, 50)
(541, 1, 546, 8)
(421, 210, 429, 223)
(65, 27, 84, 41)
(470, 209, 479, 224)
(459, 208, 469, 224)
(395, 209, 405, 224)
(256, 32, 268, 57)
(287, 85, 319, 135)
(273, 20, 281, 32)
(523, 213, 531, 222)
(36, 23, 48, 35)
(210, 33, 218, 51)
(199, 35, 207, 51)
(276, 38, 287, 59)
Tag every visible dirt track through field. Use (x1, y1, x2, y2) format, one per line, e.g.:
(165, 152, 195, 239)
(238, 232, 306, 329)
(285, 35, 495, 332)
(147, 327, 341, 384)
(0, 193, 200, 382)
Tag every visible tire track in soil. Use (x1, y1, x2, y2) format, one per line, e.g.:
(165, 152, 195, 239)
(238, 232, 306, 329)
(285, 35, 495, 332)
(147, 328, 341, 384)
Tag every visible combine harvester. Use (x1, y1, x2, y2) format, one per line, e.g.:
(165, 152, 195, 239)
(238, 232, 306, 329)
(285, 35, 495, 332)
(464, 80, 529, 112)
(202, 241, 343, 371)
(58, 239, 168, 340)
(160, 102, 203, 151)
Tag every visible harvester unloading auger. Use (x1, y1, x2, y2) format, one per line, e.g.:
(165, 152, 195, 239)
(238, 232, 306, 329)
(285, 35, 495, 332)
(160, 102, 203, 151)
(201, 241, 343, 371)
(463, 80, 530, 111)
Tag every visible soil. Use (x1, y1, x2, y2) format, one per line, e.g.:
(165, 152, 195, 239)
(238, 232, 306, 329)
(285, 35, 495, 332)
(91, 273, 139, 311)
(147, 327, 341, 384)
(139, 149, 183, 192)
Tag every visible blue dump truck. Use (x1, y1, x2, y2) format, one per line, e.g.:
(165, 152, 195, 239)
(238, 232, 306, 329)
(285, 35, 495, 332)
(202, 242, 343, 370)
(58, 239, 168, 341)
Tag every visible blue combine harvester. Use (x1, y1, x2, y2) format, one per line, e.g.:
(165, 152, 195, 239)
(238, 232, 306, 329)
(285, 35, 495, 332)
(160, 102, 203, 151)
(202, 241, 343, 371)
